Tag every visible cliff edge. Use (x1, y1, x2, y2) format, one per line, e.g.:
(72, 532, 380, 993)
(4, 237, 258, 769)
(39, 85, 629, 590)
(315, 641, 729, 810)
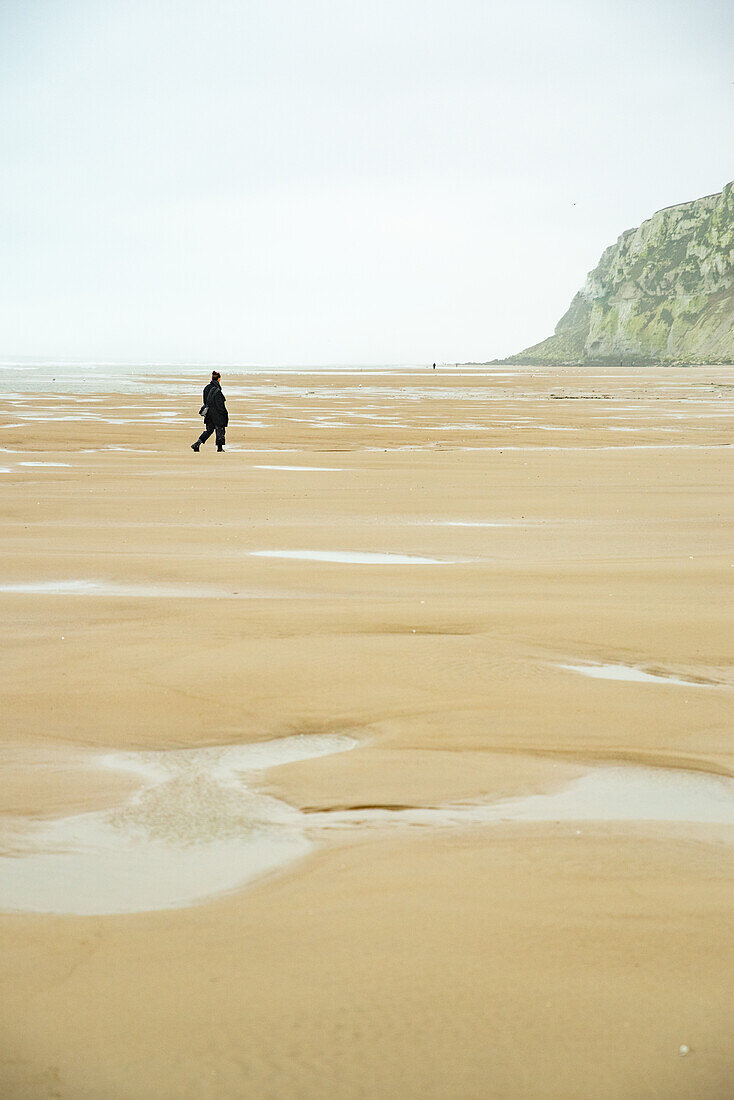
(502, 182, 734, 366)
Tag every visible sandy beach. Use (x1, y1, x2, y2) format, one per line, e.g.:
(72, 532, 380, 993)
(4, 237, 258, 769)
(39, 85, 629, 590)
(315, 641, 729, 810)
(1, 364, 733, 1097)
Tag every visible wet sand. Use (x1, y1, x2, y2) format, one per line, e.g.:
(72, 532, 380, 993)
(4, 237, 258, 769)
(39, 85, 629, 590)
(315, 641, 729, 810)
(1, 364, 733, 1097)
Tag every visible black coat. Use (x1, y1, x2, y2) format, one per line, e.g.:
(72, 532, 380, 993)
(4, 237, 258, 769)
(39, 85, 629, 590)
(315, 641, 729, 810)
(203, 381, 228, 427)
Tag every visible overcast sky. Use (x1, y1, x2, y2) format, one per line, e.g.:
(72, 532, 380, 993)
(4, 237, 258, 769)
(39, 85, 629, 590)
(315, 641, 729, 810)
(1, 0, 732, 365)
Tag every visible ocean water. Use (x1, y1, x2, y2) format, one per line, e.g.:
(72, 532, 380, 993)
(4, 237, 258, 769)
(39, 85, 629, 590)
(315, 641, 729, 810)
(0, 361, 437, 397)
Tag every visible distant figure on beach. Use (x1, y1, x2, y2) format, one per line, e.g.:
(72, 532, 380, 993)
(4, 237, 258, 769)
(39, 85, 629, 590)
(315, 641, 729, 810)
(192, 370, 228, 452)
(432, 362, 436, 370)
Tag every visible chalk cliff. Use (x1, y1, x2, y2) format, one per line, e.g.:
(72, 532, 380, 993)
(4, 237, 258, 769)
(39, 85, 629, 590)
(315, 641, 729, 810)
(504, 182, 734, 365)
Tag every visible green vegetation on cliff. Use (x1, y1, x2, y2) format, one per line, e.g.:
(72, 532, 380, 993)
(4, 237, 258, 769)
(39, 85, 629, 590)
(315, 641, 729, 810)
(502, 182, 734, 366)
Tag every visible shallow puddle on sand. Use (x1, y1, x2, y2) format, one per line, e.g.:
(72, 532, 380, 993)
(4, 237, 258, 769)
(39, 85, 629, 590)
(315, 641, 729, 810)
(79, 446, 153, 453)
(253, 464, 344, 471)
(426, 520, 524, 528)
(0, 736, 357, 915)
(1, 739, 733, 915)
(0, 580, 296, 599)
(485, 766, 734, 825)
(456, 443, 730, 452)
(560, 662, 716, 687)
(312, 765, 734, 831)
(250, 549, 460, 565)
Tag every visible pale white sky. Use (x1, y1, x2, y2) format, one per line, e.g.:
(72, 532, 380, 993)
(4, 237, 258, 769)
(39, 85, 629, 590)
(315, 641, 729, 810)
(1, 0, 732, 365)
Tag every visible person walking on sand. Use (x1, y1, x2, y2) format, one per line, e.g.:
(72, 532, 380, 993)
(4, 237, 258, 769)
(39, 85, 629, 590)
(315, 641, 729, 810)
(192, 370, 228, 452)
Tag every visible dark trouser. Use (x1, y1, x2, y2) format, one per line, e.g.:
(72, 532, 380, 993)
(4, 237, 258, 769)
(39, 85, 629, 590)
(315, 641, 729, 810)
(198, 420, 226, 447)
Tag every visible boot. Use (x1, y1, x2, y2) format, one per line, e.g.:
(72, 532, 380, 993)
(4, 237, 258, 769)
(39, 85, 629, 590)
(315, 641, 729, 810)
(217, 444, 224, 452)
(191, 441, 200, 452)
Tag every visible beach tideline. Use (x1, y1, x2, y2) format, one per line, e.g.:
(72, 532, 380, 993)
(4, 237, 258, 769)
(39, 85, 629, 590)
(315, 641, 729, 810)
(0, 365, 733, 1097)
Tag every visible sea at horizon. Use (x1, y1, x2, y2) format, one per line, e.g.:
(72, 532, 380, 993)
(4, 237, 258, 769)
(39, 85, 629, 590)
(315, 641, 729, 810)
(0, 359, 436, 397)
